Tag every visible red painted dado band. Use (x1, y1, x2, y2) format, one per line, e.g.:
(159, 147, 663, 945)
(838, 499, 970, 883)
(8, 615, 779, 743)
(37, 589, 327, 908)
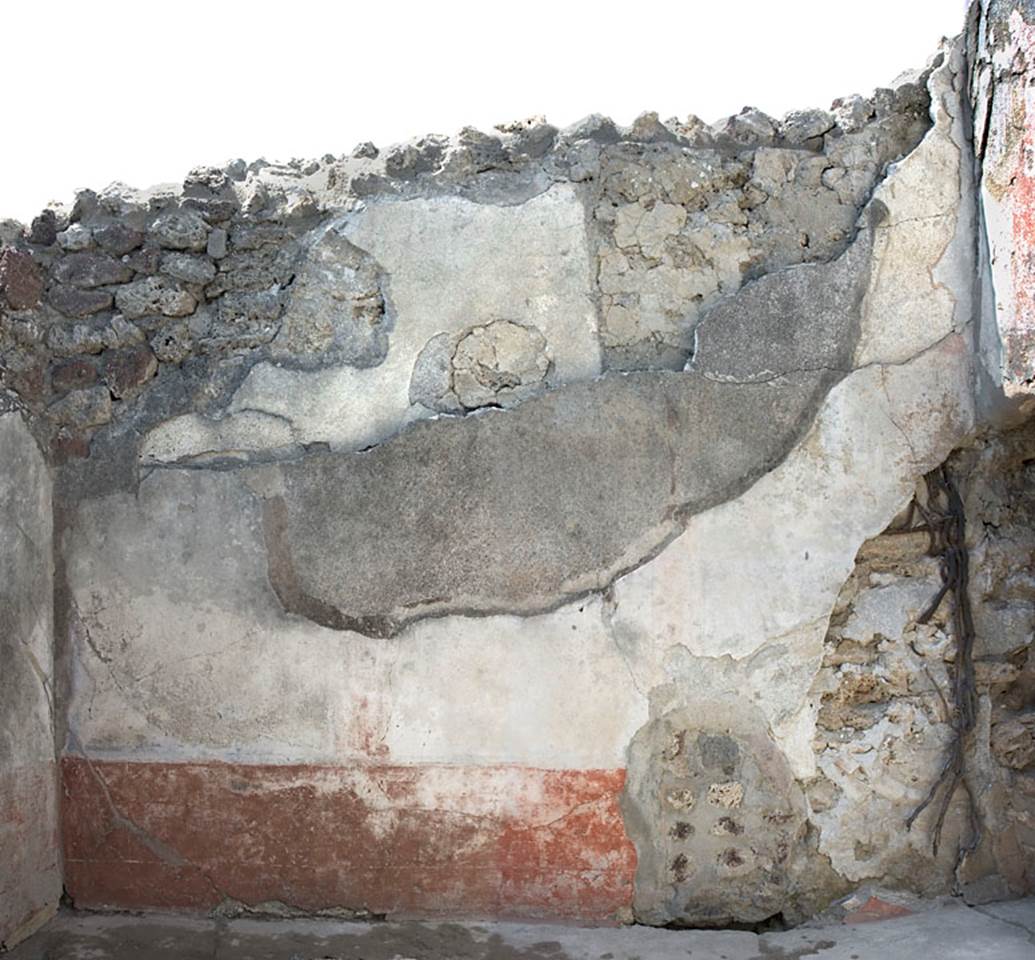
(61, 757, 636, 921)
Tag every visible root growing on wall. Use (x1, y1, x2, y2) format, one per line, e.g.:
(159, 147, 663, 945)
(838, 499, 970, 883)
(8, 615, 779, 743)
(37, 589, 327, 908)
(906, 465, 981, 878)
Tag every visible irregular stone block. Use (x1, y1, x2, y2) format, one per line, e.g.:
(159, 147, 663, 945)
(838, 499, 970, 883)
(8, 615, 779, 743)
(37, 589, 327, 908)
(115, 276, 197, 319)
(151, 210, 209, 251)
(51, 358, 98, 394)
(0, 248, 43, 310)
(52, 252, 133, 288)
(149, 323, 192, 364)
(205, 227, 227, 260)
(93, 222, 145, 256)
(27, 210, 59, 246)
(102, 344, 158, 399)
(622, 703, 811, 926)
(56, 224, 94, 251)
(159, 252, 217, 285)
(47, 284, 112, 318)
(47, 385, 112, 428)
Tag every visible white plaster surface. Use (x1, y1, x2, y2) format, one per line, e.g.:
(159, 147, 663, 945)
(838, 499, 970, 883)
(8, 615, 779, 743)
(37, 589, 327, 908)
(64, 471, 646, 769)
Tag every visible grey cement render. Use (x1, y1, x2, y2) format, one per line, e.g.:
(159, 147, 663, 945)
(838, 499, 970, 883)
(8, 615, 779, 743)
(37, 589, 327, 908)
(255, 368, 827, 634)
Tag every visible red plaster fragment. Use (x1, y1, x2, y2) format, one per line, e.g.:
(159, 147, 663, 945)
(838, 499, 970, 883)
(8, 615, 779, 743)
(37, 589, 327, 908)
(843, 896, 913, 925)
(61, 758, 635, 922)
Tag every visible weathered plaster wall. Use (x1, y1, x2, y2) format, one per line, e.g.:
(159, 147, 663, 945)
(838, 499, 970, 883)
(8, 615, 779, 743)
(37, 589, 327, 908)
(0, 1, 1032, 930)
(972, 0, 1035, 400)
(0, 412, 59, 947)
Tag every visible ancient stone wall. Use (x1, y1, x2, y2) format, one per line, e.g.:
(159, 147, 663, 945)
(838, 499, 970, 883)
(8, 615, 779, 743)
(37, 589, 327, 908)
(0, 413, 59, 948)
(0, 1, 1032, 929)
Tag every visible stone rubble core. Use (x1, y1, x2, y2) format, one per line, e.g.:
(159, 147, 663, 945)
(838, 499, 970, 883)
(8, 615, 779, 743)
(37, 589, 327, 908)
(1, 1, 1034, 946)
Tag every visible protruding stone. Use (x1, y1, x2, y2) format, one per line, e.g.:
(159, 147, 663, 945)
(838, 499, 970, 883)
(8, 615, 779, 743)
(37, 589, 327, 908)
(56, 224, 94, 251)
(0, 248, 43, 310)
(991, 713, 1035, 770)
(626, 111, 681, 144)
(831, 95, 874, 134)
(150, 323, 193, 364)
(160, 252, 217, 285)
(51, 359, 98, 394)
(103, 344, 158, 399)
(151, 210, 209, 251)
(384, 137, 447, 179)
(48, 285, 113, 318)
(782, 108, 836, 146)
(497, 116, 558, 159)
(115, 276, 197, 319)
(28, 210, 60, 246)
(563, 113, 620, 144)
(94, 223, 145, 256)
(714, 107, 779, 146)
(706, 782, 744, 809)
(53, 252, 133, 288)
(205, 228, 228, 260)
(47, 384, 112, 428)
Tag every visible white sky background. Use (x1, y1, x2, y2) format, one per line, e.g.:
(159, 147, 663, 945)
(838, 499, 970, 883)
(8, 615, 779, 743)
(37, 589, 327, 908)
(3, 0, 968, 223)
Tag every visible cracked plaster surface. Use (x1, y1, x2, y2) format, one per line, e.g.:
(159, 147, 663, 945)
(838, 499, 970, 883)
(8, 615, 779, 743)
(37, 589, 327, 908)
(5, 6, 1031, 932)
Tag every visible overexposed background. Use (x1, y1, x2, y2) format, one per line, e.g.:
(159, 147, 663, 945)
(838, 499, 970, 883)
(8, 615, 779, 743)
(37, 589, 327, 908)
(3, 0, 968, 222)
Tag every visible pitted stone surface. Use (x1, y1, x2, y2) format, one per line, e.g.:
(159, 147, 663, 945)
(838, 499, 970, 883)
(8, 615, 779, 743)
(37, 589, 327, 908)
(410, 319, 552, 412)
(622, 704, 812, 927)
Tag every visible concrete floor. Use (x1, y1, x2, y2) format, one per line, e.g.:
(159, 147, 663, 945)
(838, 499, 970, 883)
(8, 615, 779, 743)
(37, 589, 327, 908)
(6, 899, 1035, 960)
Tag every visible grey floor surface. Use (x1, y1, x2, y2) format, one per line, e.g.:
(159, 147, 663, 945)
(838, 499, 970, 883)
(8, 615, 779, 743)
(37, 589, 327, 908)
(6, 898, 1035, 960)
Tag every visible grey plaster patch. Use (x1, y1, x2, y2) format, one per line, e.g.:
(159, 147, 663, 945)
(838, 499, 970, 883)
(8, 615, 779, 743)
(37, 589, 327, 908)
(140, 184, 601, 461)
(693, 218, 875, 384)
(251, 367, 828, 636)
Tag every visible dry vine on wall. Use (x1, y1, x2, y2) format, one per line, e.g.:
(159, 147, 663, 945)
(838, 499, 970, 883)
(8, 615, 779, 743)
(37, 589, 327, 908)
(905, 464, 981, 879)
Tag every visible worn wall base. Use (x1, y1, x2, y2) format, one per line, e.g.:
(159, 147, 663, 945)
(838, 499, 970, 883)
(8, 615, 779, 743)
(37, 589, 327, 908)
(62, 758, 635, 922)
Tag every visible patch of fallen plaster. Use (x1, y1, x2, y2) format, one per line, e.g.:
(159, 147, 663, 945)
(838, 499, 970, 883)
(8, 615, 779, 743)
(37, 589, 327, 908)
(609, 334, 974, 778)
(410, 319, 552, 413)
(140, 185, 600, 464)
(232, 169, 881, 637)
(606, 45, 975, 785)
(270, 230, 390, 370)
